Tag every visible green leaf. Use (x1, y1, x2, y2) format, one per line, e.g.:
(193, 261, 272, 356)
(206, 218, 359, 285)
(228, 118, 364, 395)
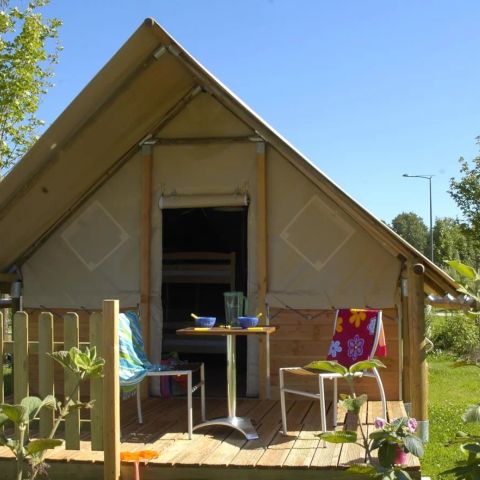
(303, 360, 348, 376)
(403, 434, 424, 457)
(463, 404, 480, 423)
(349, 359, 386, 374)
(41, 395, 57, 411)
(448, 260, 478, 280)
(392, 469, 413, 480)
(340, 394, 368, 413)
(0, 413, 9, 428)
(50, 347, 104, 379)
(20, 396, 43, 421)
(26, 438, 62, 455)
(0, 404, 27, 425)
(49, 350, 70, 371)
(317, 430, 357, 443)
(378, 442, 397, 468)
(370, 430, 389, 440)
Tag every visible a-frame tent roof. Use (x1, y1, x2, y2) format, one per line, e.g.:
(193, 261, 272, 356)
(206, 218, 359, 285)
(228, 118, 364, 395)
(0, 18, 458, 297)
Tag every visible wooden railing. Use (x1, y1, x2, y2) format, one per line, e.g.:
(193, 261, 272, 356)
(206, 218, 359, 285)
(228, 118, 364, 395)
(0, 299, 121, 480)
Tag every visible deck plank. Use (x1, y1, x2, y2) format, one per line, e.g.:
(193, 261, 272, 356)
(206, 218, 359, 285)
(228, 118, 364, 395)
(202, 400, 278, 466)
(366, 401, 384, 462)
(337, 402, 367, 466)
(387, 400, 405, 421)
(228, 398, 296, 467)
(168, 399, 257, 466)
(256, 401, 312, 468)
(0, 399, 421, 477)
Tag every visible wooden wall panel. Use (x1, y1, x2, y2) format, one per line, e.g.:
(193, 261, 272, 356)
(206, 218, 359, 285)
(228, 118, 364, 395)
(269, 308, 400, 401)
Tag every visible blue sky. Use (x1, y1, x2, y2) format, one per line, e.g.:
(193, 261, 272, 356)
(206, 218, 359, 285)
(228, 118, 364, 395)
(34, 0, 480, 225)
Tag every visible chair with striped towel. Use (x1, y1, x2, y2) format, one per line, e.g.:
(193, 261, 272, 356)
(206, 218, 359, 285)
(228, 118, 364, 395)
(119, 311, 206, 439)
(279, 308, 387, 434)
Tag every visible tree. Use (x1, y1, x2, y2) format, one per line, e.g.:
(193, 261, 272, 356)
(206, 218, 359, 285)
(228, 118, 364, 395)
(0, 0, 61, 170)
(449, 138, 480, 268)
(433, 217, 478, 268)
(391, 212, 428, 255)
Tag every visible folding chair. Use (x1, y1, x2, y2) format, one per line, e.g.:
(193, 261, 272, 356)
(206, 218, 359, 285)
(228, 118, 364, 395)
(119, 311, 206, 439)
(279, 308, 387, 434)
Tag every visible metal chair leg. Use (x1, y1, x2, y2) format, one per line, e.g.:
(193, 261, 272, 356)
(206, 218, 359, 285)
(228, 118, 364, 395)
(318, 376, 327, 433)
(136, 383, 143, 424)
(187, 372, 193, 439)
(333, 377, 338, 427)
(279, 368, 288, 434)
(373, 368, 387, 419)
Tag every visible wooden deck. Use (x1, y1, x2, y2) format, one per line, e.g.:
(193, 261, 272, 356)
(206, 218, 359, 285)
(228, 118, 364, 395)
(0, 398, 421, 479)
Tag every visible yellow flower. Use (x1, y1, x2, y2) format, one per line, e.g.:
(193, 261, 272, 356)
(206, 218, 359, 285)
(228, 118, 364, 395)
(335, 316, 344, 333)
(349, 310, 367, 328)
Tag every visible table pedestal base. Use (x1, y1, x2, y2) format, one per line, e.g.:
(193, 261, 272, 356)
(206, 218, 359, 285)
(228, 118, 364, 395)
(193, 416, 258, 440)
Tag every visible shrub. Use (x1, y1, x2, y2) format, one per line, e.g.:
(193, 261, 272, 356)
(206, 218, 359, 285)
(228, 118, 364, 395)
(429, 312, 480, 357)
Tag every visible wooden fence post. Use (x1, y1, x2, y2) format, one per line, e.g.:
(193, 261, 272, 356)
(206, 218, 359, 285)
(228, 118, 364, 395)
(38, 312, 54, 437)
(90, 312, 104, 450)
(407, 262, 429, 441)
(64, 312, 80, 449)
(140, 144, 153, 399)
(400, 275, 411, 407)
(103, 300, 120, 480)
(13, 311, 28, 439)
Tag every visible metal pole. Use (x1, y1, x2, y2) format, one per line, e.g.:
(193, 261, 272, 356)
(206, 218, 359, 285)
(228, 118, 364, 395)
(226, 334, 236, 418)
(429, 177, 434, 263)
(402, 174, 434, 262)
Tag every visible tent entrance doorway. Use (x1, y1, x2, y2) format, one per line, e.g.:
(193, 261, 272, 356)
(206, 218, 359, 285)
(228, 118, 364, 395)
(161, 207, 248, 397)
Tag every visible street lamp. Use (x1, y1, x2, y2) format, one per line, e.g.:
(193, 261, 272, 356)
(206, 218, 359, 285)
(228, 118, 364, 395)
(402, 174, 434, 262)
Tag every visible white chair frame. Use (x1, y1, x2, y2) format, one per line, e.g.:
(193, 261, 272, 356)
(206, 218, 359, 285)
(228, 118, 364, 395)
(135, 364, 206, 439)
(279, 310, 387, 435)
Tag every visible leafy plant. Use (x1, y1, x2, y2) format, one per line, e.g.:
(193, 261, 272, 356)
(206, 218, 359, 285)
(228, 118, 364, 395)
(429, 313, 480, 357)
(0, 346, 104, 480)
(305, 359, 423, 479)
(447, 260, 480, 313)
(370, 417, 424, 467)
(443, 406, 480, 480)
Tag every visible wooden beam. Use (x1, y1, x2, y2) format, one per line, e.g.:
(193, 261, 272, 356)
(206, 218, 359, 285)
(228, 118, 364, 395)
(140, 144, 153, 399)
(407, 262, 428, 437)
(256, 142, 269, 399)
(400, 275, 411, 405)
(3, 340, 91, 355)
(152, 135, 262, 145)
(103, 299, 120, 480)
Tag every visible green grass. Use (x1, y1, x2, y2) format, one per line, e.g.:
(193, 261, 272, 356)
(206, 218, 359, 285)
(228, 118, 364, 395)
(422, 356, 480, 479)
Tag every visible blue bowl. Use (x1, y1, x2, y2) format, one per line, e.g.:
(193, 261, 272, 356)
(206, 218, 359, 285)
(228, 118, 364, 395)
(238, 316, 259, 329)
(195, 316, 216, 328)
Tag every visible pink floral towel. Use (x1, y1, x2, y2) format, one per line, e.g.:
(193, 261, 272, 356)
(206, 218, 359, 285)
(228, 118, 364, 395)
(326, 308, 387, 368)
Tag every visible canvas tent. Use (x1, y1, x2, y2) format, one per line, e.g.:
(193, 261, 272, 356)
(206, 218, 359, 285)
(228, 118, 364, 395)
(0, 19, 458, 428)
